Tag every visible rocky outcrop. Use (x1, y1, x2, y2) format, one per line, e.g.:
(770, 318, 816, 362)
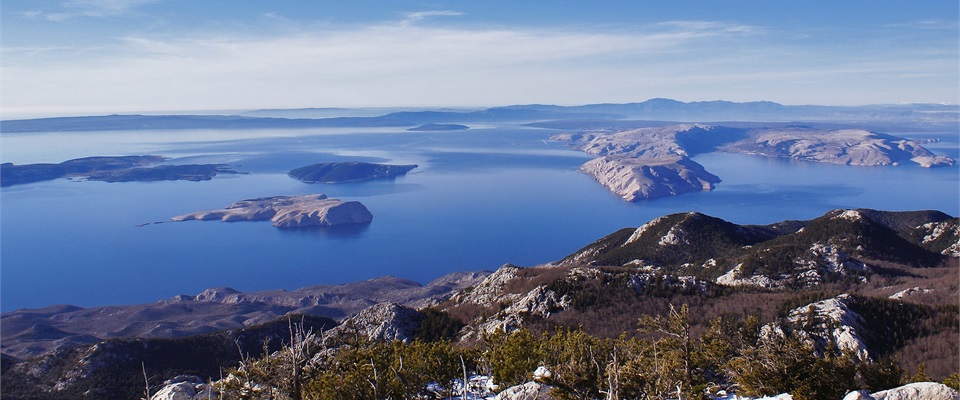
(170, 194, 372, 228)
(844, 382, 960, 400)
(578, 156, 720, 201)
(762, 294, 870, 361)
(1, 272, 490, 360)
(288, 162, 417, 183)
(329, 303, 424, 343)
(493, 381, 557, 400)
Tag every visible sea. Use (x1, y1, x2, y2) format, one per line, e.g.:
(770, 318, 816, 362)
(2, 124, 958, 312)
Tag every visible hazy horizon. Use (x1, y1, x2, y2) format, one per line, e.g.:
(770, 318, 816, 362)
(2, 1, 957, 118)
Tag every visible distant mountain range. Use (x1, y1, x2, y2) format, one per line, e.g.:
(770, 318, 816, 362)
(2, 99, 957, 132)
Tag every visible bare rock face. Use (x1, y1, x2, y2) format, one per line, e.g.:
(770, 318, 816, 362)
(578, 156, 720, 201)
(848, 382, 960, 400)
(762, 294, 870, 362)
(170, 194, 372, 228)
(330, 303, 424, 343)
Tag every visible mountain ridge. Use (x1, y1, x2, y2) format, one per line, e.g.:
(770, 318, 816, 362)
(3, 99, 957, 132)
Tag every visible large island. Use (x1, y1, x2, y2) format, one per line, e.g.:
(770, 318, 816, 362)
(0, 155, 241, 187)
(170, 194, 373, 228)
(553, 124, 955, 201)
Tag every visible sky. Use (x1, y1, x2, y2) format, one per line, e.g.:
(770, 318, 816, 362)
(1, 1, 958, 118)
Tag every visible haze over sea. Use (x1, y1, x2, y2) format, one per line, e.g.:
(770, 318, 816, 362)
(1, 122, 957, 312)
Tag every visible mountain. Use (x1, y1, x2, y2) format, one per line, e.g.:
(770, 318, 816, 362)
(561, 208, 956, 288)
(3, 99, 956, 132)
(0, 272, 490, 360)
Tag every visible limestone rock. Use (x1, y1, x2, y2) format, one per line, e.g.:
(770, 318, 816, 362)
(762, 294, 870, 361)
(852, 382, 960, 400)
(330, 303, 423, 343)
(493, 381, 557, 400)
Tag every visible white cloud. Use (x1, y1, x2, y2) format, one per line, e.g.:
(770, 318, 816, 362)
(2, 14, 956, 116)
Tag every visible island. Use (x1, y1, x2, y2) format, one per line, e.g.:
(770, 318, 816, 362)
(169, 194, 373, 228)
(552, 124, 955, 201)
(579, 156, 721, 201)
(288, 162, 418, 183)
(407, 123, 469, 131)
(721, 128, 956, 167)
(0, 155, 241, 187)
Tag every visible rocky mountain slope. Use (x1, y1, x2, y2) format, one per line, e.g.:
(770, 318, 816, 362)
(1, 272, 489, 360)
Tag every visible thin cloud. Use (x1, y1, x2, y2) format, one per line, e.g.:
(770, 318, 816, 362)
(402, 10, 464, 22)
(22, 0, 159, 21)
(2, 13, 956, 114)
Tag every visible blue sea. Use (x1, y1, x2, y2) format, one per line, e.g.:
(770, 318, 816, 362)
(2, 125, 958, 311)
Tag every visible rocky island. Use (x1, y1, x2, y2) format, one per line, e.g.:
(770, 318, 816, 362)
(722, 128, 956, 167)
(553, 124, 955, 201)
(407, 123, 469, 131)
(170, 194, 373, 228)
(0, 155, 241, 187)
(579, 156, 721, 201)
(288, 161, 417, 183)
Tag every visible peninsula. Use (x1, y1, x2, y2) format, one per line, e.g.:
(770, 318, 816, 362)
(0, 155, 241, 187)
(170, 194, 373, 228)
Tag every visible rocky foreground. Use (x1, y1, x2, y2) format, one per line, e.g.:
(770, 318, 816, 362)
(169, 194, 373, 228)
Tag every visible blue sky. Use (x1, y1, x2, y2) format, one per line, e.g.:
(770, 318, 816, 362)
(2, 1, 958, 117)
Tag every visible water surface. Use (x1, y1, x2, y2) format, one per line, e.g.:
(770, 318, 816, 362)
(2, 126, 957, 311)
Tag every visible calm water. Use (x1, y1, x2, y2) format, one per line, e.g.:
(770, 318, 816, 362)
(2, 126, 958, 311)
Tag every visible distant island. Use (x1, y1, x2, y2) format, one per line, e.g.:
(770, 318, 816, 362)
(407, 123, 469, 131)
(288, 162, 417, 183)
(553, 124, 955, 201)
(169, 194, 373, 228)
(0, 155, 242, 187)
